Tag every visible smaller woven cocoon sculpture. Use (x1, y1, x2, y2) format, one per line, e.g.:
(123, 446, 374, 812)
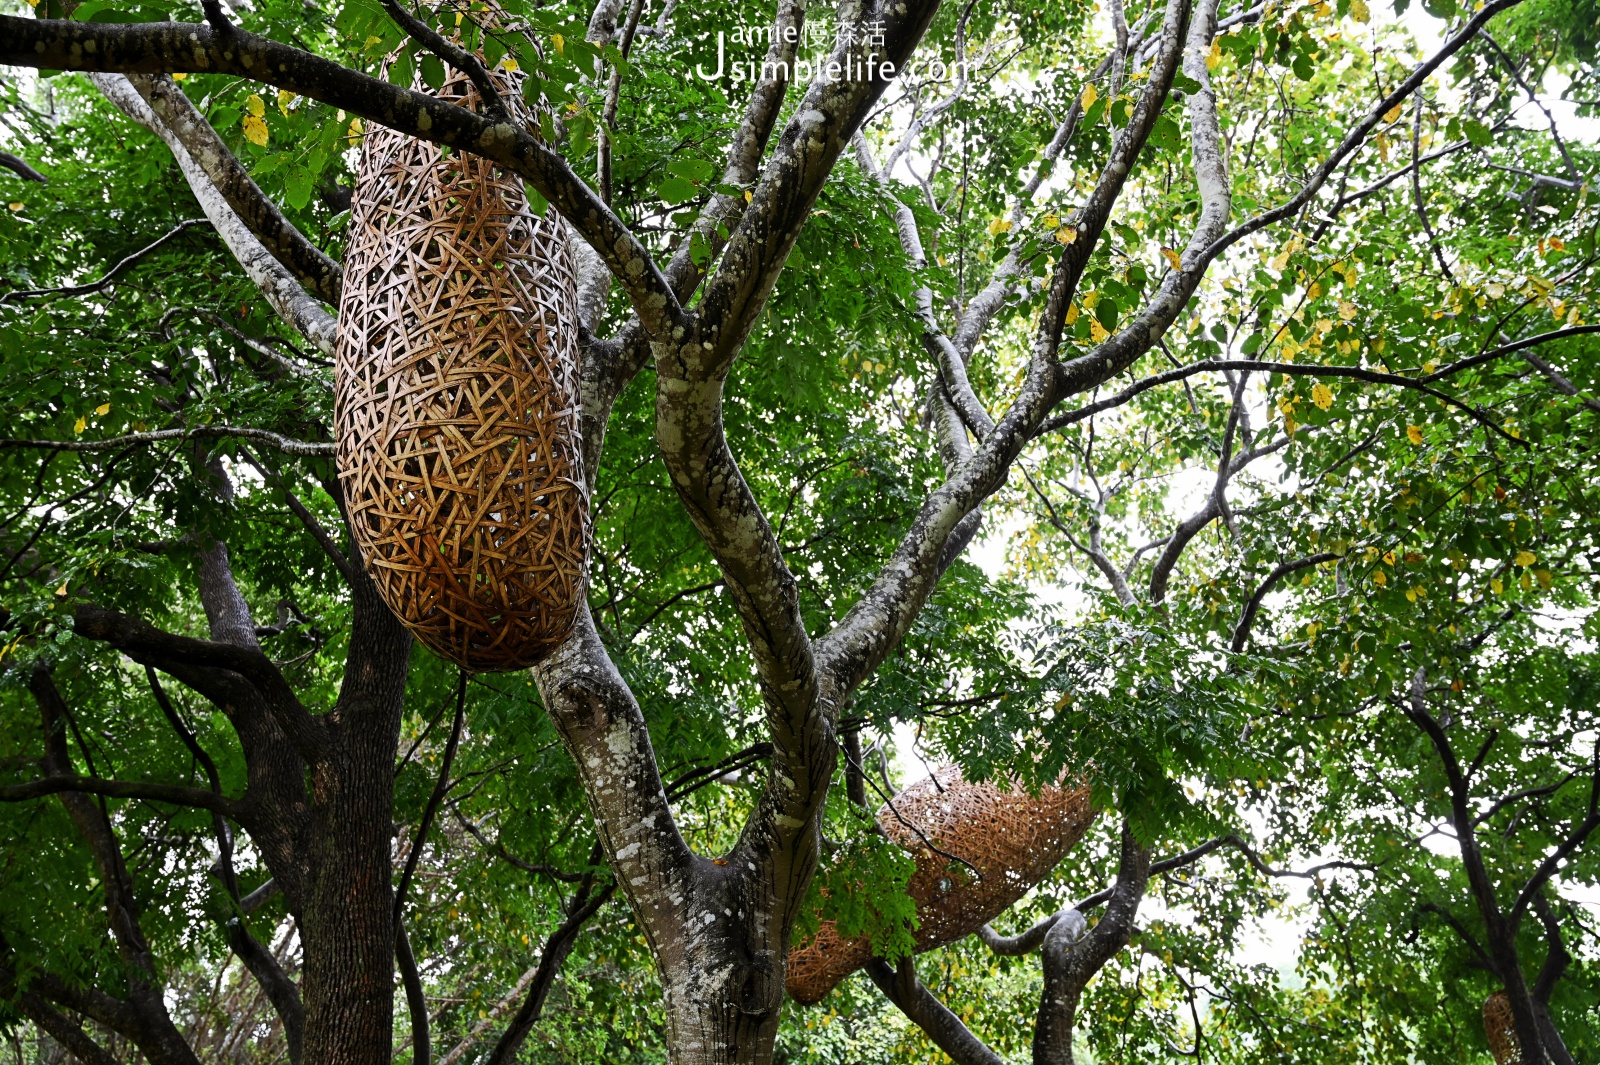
(336, 61, 588, 672)
(1483, 991, 1521, 1065)
(787, 767, 1095, 1005)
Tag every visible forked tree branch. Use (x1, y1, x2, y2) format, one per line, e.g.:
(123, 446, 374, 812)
(817, 0, 1199, 700)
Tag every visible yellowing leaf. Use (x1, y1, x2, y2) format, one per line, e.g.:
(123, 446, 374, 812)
(245, 93, 266, 118)
(73, 415, 86, 434)
(1485, 281, 1505, 299)
(1406, 424, 1424, 445)
(1373, 570, 1387, 586)
(1383, 102, 1403, 124)
(1382, 550, 1396, 566)
(6, 203, 21, 213)
(242, 114, 269, 146)
(501, 57, 519, 72)
(1056, 226, 1078, 245)
(1089, 318, 1110, 342)
(171, 72, 187, 81)
(1338, 300, 1358, 321)
(1490, 577, 1504, 594)
(551, 33, 565, 54)
(277, 89, 297, 116)
(743, 189, 753, 204)
(94, 402, 110, 416)
(1080, 82, 1098, 109)
(1351, 0, 1370, 21)
(1514, 550, 1536, 567)
(1160, 247, 1183, 270)
(1065, 303, 1080, 325)
(1311, 383, 1334, 410)
(346, 118, 364, 145)
(1043, 213, 1060, 229)
(1536, 569, 1553, 589)
(987, 217, 1013, 236)
(1206, 40, 1222, 71)
(55, 580, 68, 597)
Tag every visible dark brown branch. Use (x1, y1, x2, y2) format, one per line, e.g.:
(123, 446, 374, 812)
(1194, 0, 1530, 267)
(1510, 742, 1600, 925)
(865, 956, 1007, 1065)
(5, 989, 123, 1065)
(74, 604, 325, 765)
(1422, 325, 1600, 382)
(395, 669, 467, 922)
(0, 774, 239, 816)
(1037, 359, 1525, 446)
(378, 0, 509, 123)
(482, 861, 616, 1065)
(396, 920, 431, 1065)
(1230, 553, 1340, 653)
(0, 150, 47, 183)
(0, 218, 210, 303)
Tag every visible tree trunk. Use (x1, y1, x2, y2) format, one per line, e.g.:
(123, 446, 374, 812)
(301, 582, 412, 1065)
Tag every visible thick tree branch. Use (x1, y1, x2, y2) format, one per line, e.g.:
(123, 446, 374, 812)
(89, 73, 337, 353)
(0, 774, 240, 816)
(1034, 821, 1151, 1065)
(865, 956, 1007, 1065)
(73, 604, 325, 765)
(128, 73, 341, 303)
(0, 150, 47, 183)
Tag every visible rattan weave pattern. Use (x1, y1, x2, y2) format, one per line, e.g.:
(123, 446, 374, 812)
(1483, 991, 1521, 1065)
(335, 60, 588, 672)
(787, 767, 1096, 1004)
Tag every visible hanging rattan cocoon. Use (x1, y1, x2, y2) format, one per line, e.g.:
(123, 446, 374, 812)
(1483, 991, 1521, 1065)
(335, 61, 588, 672)
(787, 767, 1096, 1005)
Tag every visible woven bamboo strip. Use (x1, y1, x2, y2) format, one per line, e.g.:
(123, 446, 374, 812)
(787, 767, 1096, 1004)
(1483, 990, 1521, 1065)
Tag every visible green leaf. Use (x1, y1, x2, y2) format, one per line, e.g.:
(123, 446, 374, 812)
(668, 158, 715, 184)
(419, 55, 446, 91)
(657, 176, 699, 205)
(1095, 296, 1119, 331)
(284, 167, 315, 212)
(1462, 118, 1493, 147)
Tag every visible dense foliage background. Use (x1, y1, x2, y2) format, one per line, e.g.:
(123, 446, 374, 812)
(0, 0, 1596, 1060)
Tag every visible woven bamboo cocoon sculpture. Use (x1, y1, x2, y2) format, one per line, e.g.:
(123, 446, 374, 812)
(787, 767, 1096, 1004)
(1483, 990, 1521, 1065)
(336, 61, 588, 672)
